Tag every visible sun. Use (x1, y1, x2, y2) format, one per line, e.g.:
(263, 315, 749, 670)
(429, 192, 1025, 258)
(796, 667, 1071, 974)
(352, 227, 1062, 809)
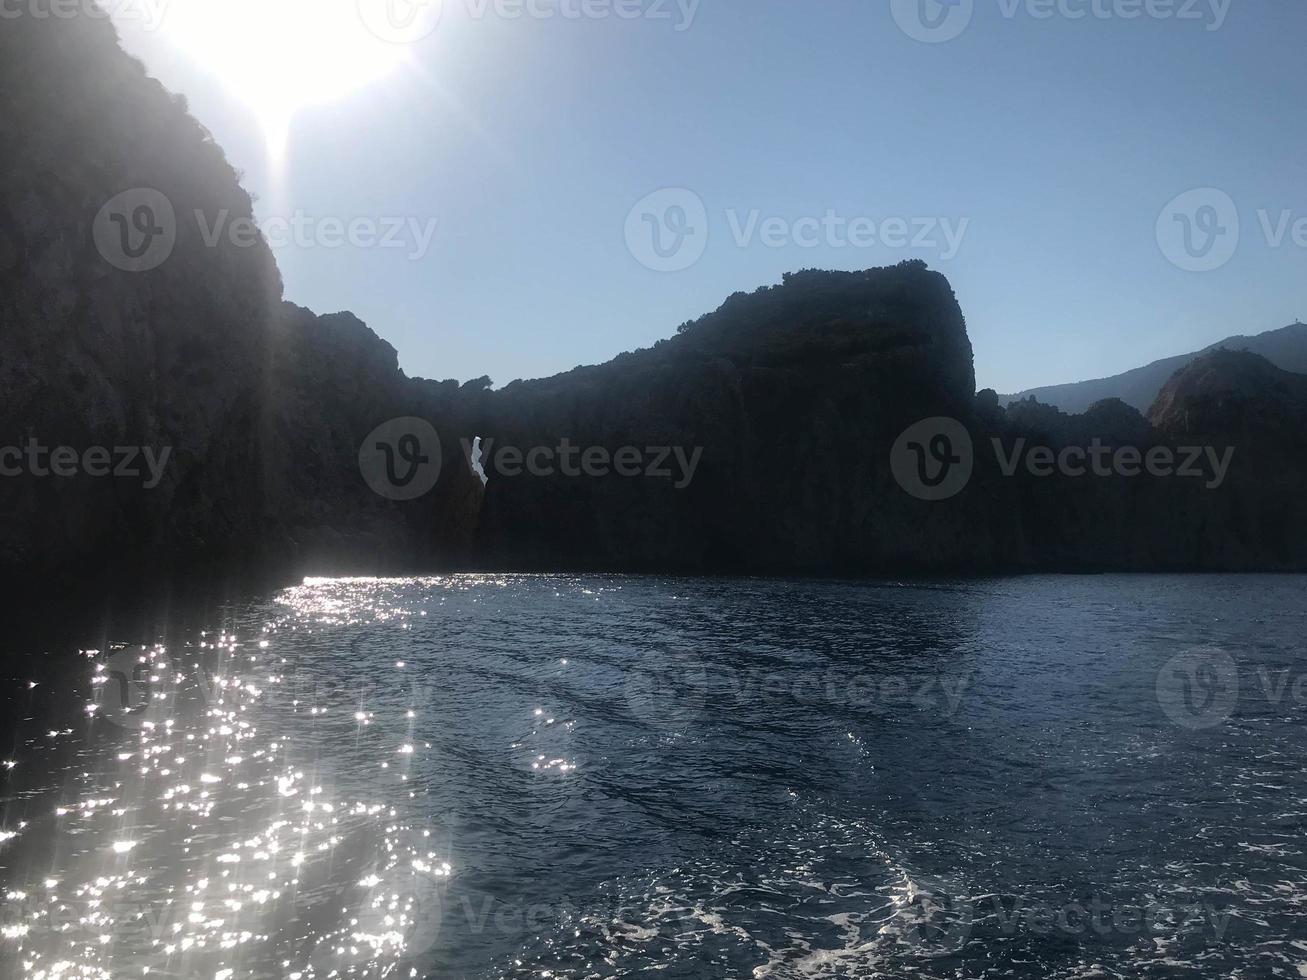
(138, 0, 425, 158)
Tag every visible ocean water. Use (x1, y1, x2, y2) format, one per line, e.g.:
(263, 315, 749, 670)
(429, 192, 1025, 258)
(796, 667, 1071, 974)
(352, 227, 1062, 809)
(1, 574, 1305, 979)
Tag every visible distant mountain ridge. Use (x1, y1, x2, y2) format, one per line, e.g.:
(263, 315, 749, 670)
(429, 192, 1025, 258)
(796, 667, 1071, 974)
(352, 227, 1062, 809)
(1000, 322, 1307, 414)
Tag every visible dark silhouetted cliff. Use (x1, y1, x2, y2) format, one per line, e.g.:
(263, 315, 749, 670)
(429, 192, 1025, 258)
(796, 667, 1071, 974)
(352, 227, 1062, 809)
(464, 264, 1003, 572)
(0, 9, 438, 586)
(4, 8, 1307, 593)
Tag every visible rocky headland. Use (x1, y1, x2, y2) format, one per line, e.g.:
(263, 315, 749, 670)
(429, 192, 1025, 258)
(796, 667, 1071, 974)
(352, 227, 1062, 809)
(4, 7, 1307, 599)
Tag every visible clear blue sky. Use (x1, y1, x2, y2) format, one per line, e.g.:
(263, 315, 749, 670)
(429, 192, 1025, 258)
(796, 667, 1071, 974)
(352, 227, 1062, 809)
(114, 0, 1306, 394)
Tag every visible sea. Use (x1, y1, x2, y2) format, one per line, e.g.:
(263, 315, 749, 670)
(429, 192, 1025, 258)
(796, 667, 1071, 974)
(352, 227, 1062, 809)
(1, 574, 1305, 979)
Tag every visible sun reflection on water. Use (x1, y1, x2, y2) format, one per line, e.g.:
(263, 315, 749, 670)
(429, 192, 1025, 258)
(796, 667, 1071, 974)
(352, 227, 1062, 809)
(1, 608, 451, 980)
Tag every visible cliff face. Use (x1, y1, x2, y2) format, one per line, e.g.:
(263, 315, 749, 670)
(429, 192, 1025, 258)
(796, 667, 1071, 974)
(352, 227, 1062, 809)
(0, 9, 436, 586)
(0, 8, 279, 581)
(466, 265, 996, 572)
(1143, 351, 1307, 569)
(973, 351, 1307, 572)
(1150, 348, 1307, 440)
(5, 10, 1307, 591)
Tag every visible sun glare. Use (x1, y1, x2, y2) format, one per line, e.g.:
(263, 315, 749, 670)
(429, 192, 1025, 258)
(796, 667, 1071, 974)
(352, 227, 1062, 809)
(148, 0, 416, 157)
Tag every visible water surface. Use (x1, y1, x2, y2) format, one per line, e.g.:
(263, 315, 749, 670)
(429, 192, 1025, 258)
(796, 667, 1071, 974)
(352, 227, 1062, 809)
(1, 575, 1305, 978)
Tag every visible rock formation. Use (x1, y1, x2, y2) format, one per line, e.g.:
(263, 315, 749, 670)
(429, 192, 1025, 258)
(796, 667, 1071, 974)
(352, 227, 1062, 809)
(4, 7, 1307, 596)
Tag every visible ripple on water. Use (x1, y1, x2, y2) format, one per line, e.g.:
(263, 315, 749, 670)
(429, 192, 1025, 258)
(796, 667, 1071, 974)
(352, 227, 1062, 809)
(2, 574, 1306, 979)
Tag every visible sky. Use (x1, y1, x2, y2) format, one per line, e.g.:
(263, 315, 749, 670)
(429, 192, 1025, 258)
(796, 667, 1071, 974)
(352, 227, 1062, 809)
(110, 0, 1306, 395)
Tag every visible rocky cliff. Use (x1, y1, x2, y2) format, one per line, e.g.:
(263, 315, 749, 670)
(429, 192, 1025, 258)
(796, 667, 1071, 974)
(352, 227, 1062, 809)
(1, 7, 280, 585)
(465, 265, 1004, 572)
(4, 8, 1307, 594)
(0, 8, 439, 589)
